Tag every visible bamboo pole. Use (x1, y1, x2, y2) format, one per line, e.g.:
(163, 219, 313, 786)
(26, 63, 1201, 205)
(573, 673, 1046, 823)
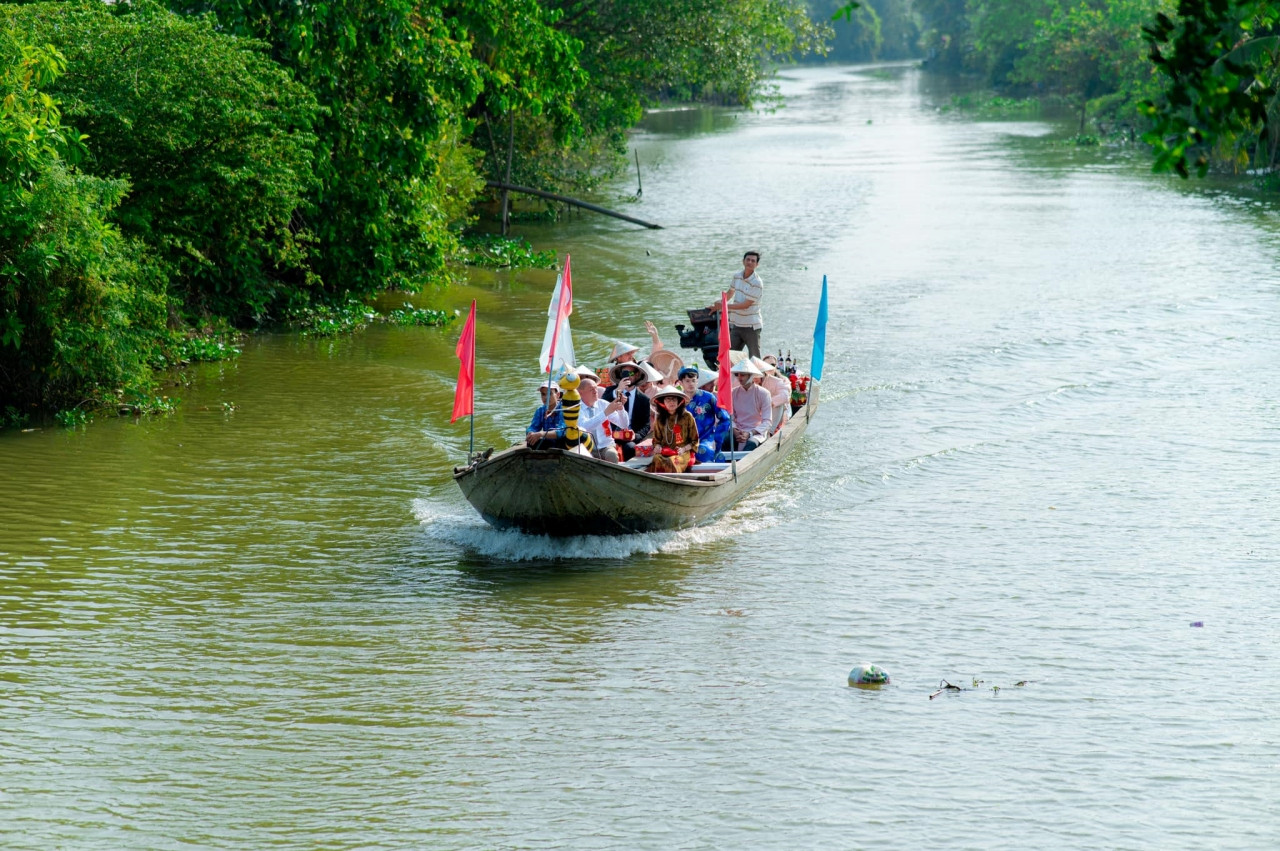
(485, 181, 663, 229)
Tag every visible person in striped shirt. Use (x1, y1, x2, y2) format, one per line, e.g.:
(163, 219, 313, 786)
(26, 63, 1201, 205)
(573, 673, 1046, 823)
(708, 250, 764, 357)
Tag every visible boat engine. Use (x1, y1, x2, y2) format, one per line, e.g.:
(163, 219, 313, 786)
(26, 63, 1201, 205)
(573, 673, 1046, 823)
(674, 307, 722, 368)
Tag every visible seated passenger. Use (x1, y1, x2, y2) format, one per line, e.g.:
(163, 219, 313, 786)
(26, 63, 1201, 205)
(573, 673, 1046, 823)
(525, 383, 565, 450)
(605, 322, 665, 375)
(678, 366, 730, 463)
(646, 385, 699, 474)
(752, 356, 790, 434)
(635, 361, 664, 399)
(721, 359, 771, 453)
(602, 362, 653, 460)
(607, 341, 640, 367)
(576, 375, 625, 463)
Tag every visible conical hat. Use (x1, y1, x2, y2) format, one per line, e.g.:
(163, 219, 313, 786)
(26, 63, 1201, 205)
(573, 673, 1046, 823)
(608, 361, 643, 385)
(607, 341, 639, 363)
(726, 348, 751, 367)
(731, 359, 763, 377)
(651, 384, 686, 403)
(637, 362, 664, 384)
(751, 356, 777, 374)
(647, 349, 684, 383)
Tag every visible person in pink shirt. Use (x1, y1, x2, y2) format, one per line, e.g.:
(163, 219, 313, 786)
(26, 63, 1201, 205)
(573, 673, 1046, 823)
(752, 356, 790, 434)
(723, 359, 772, 452)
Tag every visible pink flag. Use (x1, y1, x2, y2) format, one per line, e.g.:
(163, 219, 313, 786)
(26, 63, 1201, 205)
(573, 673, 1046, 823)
(546, 254, 573, 372)
(451, 300, 476, 422)
(716, 291, 733, 416)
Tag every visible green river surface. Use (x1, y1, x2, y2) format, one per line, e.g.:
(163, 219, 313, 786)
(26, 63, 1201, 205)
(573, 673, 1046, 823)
(2, 64, 1279, 848)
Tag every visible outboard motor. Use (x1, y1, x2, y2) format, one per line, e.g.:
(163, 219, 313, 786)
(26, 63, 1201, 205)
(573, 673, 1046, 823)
(674, 308, 722, 368)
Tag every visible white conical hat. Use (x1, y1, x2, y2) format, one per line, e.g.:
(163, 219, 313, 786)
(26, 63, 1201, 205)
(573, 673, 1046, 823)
(731, 359, 763, 377)
(751, 356, 777, 374)
(637, 362, 664, 384)
(608, 341, 639, 362)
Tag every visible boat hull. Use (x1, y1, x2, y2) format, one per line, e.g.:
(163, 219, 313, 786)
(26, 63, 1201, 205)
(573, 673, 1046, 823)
(453, 384, 819, 536)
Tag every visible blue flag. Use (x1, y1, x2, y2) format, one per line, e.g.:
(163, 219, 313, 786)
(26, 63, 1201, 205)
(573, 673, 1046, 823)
(810, 275, 828, 381)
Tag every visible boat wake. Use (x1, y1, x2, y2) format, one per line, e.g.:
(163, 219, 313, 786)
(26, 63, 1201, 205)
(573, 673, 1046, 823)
(412, 498, 751, 562)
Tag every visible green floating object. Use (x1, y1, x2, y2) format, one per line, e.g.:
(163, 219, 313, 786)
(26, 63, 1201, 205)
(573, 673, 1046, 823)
(849, 663, 890, 688)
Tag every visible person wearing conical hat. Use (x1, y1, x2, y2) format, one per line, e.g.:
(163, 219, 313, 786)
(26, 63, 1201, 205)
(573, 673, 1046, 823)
(752, 356, 790, 434)
(606, 320, 667, 368)
(678, 366, 729, 463)
(600, 361, 652, 460)
(723, 358, 771, 453)
(607, 341, 640, 364)
(646, 385, 698, 474)
(635, 361, 664, 394)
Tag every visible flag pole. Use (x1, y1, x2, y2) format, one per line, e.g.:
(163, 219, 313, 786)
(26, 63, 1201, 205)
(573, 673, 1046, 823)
(730, 421, 737, 482)
(715, 290, 737, 483)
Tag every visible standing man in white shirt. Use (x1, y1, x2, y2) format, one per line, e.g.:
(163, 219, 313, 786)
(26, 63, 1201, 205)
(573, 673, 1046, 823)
(709, 250, 764, 358)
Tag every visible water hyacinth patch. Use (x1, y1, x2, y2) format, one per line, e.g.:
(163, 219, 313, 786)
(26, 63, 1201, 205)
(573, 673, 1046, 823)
(387, 304, 455, 327)
(459, 235, 557, 269)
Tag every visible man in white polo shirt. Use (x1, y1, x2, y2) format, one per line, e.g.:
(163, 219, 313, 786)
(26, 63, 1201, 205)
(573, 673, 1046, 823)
(709, 250, 763, 357)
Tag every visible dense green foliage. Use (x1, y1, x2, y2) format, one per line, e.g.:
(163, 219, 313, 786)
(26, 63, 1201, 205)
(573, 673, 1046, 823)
(0, 34, 167, 416)
(918, 0, 1170, 135)
(169, 0, 523, 293)
(816, 0, 922, 62)
(912, 0, 1280, 174)
(1141, 1, 1280, 177)
(5, 2, 321, 324)
(476, 0, 829, 193)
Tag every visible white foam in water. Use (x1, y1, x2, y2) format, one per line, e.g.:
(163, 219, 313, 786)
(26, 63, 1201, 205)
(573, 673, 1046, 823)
(412, 498, 747, 562)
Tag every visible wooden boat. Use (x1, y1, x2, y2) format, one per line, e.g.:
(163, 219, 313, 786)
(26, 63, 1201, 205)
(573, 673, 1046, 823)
(453, 383, 820, 536)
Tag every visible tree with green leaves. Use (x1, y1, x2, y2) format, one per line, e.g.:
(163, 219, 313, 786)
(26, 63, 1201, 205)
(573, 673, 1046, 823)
(4, 1, 321, 323)
(917, 0, 970, 70)
(816, 0, 885, 62)
(1013, 0, 1163, 133)
(0, 34, 167, 416)
(1142, 0, 1280, 176)
(490, 0, 830, 192)
(170, 0, 575, 295)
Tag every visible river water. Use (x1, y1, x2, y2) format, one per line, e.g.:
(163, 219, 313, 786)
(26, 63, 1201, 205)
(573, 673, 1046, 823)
(2, 65, 1278, 848)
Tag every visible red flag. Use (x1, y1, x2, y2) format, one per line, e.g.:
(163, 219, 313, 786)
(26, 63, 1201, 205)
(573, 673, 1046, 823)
(546, 254, 573, 372)
(451, 300, 476, 422)
(716, 290, 733, 416)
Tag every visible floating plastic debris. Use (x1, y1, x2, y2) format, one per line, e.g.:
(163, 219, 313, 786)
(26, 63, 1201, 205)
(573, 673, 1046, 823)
(848, 663, 890, 688)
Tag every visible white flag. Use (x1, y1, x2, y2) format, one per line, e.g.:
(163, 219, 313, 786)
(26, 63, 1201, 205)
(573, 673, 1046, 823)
(538, 273, 575, 373)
